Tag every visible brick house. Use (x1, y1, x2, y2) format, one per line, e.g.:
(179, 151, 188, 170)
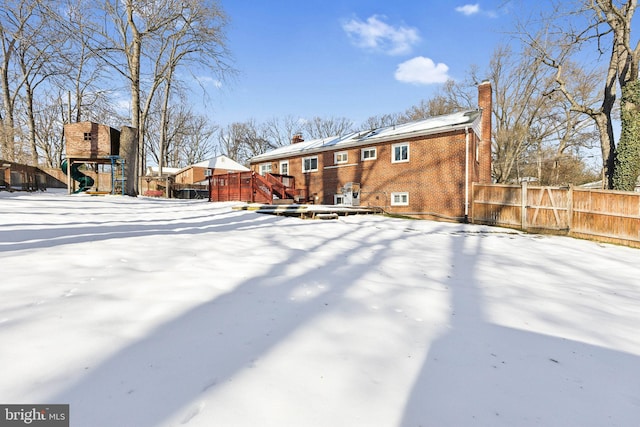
(248, 81, 492, 221)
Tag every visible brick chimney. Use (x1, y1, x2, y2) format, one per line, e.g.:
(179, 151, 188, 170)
(477, 80, 492, 183)
(291, 133, 304, 144)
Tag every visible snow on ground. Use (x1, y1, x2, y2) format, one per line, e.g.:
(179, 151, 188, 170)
(1, 190, 639, 427)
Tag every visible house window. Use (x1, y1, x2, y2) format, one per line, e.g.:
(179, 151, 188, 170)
(83, 132, 92, 141)
(302, 156, 318, 172)
(335, 151, 348, 164)
(259, 163, 272, 175)
(280, 160, 289, 175)
(392, 143, 409, 163)
(361, 147, 377, 161)
(391, 192, 409, 206)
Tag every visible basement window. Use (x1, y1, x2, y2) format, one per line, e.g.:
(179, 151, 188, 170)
(391, 192, 409, 206)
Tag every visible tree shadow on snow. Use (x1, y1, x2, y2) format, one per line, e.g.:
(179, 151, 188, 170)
(46, 212, 403, 427)
(400, 232, 640, 427)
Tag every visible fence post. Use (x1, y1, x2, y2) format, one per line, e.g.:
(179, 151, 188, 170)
(470, 182, 475, 223)
(521, 181, 527, 230)
(567, 185, 573, 233)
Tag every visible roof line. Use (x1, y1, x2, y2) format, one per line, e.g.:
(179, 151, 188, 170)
(250, 110, 481, 163)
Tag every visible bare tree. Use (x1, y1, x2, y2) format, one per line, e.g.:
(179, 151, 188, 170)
(54, 0, 111, 124)
(302, 116, 354, 139)
(72, 0, 232, 194)
(521, 0, 640, 189)
(16, 14, 64, 165)
(360, 113, 402, 130)
(147, 100, 217, 168)
(34, 88, 66, 168)
(263, 115, 305, 146)
(217, 119, 272, 166)
(483, 44, 571, 183)
(177, 114, 218, 166)
(0, 0, 41, 161)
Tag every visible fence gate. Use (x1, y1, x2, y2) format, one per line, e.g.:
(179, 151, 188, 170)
(524, 185, 570, 231)
(471, 183, 570, 232)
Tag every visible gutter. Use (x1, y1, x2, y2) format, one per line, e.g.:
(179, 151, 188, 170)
(464, 126, 470, 223)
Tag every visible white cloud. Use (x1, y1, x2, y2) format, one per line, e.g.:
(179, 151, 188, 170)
(342, 15, 420, 56)
(195, 75, 223, 89)
(455, 4, 481, 16)
(394, 56, 450, 85)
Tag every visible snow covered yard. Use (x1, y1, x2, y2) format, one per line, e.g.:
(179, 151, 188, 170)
(1, 191, 639, 427)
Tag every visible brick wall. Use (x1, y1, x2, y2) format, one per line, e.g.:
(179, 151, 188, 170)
(251, 128, 479, 219)
(250, 82, 492, 220)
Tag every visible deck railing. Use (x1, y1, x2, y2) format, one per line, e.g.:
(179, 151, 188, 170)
(209, 172, 305, 204)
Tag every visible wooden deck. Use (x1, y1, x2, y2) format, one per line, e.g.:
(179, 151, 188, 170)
(232, 203, 380, 219)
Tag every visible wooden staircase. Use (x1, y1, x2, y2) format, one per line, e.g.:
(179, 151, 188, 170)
(209, 171, 307, 204)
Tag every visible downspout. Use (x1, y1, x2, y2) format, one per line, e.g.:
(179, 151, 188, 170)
(464, 127, 470, 223)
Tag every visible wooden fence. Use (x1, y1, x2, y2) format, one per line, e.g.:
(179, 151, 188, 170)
(472, 183, 640, 248)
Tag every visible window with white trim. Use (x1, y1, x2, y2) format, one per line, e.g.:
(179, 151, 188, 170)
(280, 160, 289, 175)
(392, 143, 409, 163)
(361, 147, 377, 161)
(302, 156, 318, 172)
(335, 151, 348, 164)
(259, 163, 272, 175)
(391, 192, 409, 206)
(334, 194, 345, 205)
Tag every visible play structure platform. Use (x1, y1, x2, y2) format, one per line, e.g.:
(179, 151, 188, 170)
(62, 122, 127, 194)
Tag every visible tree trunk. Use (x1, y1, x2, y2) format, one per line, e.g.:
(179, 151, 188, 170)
(1, 64, 15, 161)
(593, 113, 616, 189)
(126, 0, 141, 194)
(158, 76, 172, 176)
(612, 80, 640, 190)
(23, 80, 39, 166)
(119, 126, 138, 197)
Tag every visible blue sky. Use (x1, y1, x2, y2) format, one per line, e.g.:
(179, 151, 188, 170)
(208, 1, 512, 128)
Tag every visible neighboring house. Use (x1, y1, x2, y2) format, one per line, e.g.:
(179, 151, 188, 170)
(145, 166, 181, 177)
(580, 179, 640, 192)
(174, 155, 249, 185)
(248, 81, 492, 221)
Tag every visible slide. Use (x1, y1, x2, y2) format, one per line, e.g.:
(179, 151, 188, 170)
(61, 159, 94, 193)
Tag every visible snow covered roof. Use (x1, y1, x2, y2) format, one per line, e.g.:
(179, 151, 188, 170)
(250, 109, 482, 163)
(193, 155, 249, 171)
(145, 166, 180, 176)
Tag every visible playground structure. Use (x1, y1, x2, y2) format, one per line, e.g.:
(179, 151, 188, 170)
(61, 159, 94, 193)
(62, 122, 127, 194)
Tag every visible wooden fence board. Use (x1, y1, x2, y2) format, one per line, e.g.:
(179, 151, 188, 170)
(472, 183, 640, 248)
